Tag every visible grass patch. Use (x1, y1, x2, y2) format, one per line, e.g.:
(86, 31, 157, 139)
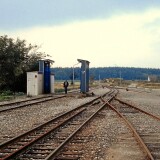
(0, 90, 13, 101)
(55, 88, 64, 93)
(0, 90, 25, 102)
(138, 82, 160, 89)
(0, 95, 13, 101)
(54, 80, 80, 93)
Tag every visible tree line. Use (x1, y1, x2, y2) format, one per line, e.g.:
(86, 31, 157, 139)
(1, 35, 160, 94)
(52, 67, 160, 82)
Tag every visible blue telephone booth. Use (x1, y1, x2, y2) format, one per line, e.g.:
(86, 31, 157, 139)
(44, 61, 50, 93)
(39, 59, 54, 94)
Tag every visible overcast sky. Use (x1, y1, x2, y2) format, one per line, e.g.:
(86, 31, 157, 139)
(1, 0, 160, 68)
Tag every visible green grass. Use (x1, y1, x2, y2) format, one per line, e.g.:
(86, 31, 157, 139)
(0, 91, 24, 102)
(0, 95, 13, 101)
(54, 88, 64, 93)
(0, 91, 13, 101)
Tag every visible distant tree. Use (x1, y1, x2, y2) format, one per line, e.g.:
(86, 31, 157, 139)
(52, 67, 160, 81)
(0, 35, 46, 92)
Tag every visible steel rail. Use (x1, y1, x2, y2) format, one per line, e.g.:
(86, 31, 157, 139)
(0, 95, 65, 113)
(1, 108, 86, 160)
(115, 98, 160, 121)
(0, 87, 112, 113)
(102, 98, 154, 160)
(0, 95, 53, 107)
(0, 95, 101, 148)
(0, 89, 114, 160)
(45, 102, 108, 160)
(101, 89, 119, 102)
(45, 91, 118, 160)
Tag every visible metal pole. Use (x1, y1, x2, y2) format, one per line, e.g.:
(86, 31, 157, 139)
(73, 67, 74, 85)
(99, 74, 100, 86)
(84, 61, 86, 92)
(73, 62, 80, 87)
(120, 70, 121, 86)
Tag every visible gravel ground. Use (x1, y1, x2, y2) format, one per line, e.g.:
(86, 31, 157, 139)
(79, 88, 160, 160)
(80, 109, 146, 160)
(117, 88, 160, 117)
(0, 87, 109, 143)
(0, 87, 160, 160)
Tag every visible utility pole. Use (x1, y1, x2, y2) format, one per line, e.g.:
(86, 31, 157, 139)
(73, 62, 80, 87)
(120, 70, 121, 86)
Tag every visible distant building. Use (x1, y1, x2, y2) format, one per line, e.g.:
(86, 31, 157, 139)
(148, 75, 157, 82)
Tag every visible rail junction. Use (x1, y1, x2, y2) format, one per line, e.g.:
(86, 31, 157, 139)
(0, 87, 160, 159)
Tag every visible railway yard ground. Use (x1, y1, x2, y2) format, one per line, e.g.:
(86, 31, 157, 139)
(0, 85, 160, 160)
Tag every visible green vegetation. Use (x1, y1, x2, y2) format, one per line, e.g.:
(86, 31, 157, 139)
(1, 35, 160, 96)
(0, 90, 13, 101)
(0, 90, 25, 101)
(52, 67, 160, 82)
(0, 35, 46, 93)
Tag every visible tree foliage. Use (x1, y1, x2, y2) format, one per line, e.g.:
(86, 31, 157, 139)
(52, 67, 160, 81)
(51, 67, 80, 81)
(0, 35, 46, 92)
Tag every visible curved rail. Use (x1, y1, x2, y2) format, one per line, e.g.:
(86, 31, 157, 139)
(115, 97, 160, 121)
(0, 89, 117, 160)
(102, 98, 154, 160)
(0, 95, 100, 147)
(0, 108, 86, 160)
(45, 101, 108, 160)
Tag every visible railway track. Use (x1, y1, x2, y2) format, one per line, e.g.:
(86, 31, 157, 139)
(103, 97, 160, 160)
(0, 88, 107, 113)
(0, 87, 102, 113)
(0, 95, 66, 113)
(0, 89, 117, 160)
(2, 88, 158, 159)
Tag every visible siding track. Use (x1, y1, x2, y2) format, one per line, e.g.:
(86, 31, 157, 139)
(0, 95, 65, 113)
(103, 97, 160, 160)
(0, 89, 117, 160)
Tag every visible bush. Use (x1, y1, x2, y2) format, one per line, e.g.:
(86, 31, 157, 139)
(0, 90, 13, 96)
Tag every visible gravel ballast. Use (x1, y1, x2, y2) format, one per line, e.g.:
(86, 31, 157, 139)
(0, 88, 108, 143)
(0, 87, 160, 160)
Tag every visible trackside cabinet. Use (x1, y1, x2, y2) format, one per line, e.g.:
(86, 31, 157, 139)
(27, 72, 43, 96)
(39, 59, 55, 94)
(27, 59, 55, 96)
(77, 59, 90, 93)
(44, 61, 51, 93)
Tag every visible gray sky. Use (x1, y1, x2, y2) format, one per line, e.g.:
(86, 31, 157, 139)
(1, 0, 160, 68)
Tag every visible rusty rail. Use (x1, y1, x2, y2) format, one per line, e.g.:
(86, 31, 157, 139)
(0, 89, 116, 160)
(115, 98, 160, 121)
(102, 98, 154, 160)
(0, 95, 66, 113)
(45, 102, 108, 160)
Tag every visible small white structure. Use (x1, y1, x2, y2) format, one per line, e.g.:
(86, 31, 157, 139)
(27, 71, 55, 96)
(27, 72, 43, 96)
